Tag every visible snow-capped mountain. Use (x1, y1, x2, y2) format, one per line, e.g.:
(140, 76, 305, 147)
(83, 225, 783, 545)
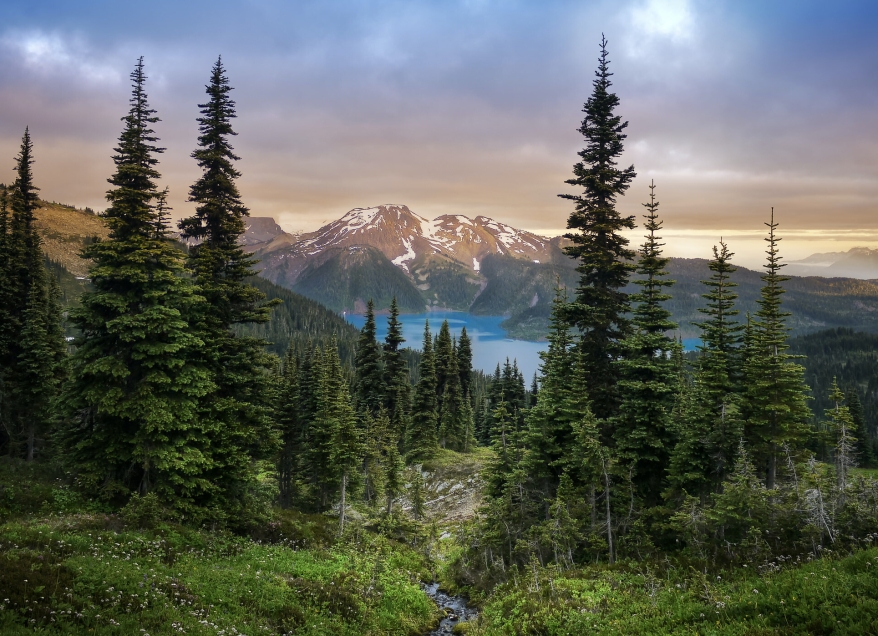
(255, 204, 555, 274)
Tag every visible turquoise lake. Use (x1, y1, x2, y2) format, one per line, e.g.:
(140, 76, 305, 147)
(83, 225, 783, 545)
(344, 311, 703, 381)
(344, 311, 548, 380)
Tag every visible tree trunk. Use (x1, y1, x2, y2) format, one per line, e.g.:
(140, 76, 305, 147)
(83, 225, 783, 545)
(339, 472, 347, 535)
(26, 421, 34, 462)
(602, 459, 614, 565)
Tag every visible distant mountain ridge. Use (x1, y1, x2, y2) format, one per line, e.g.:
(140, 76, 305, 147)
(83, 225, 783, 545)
(787, 246, 878, 279)
(246, 205, 878, 340)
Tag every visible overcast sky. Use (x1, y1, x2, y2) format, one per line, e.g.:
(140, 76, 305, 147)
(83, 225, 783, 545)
(1, 0, 877, 266)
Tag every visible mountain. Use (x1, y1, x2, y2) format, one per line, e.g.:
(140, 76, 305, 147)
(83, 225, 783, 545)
(786, 247, 878, 279)
(252, 204, 566, 313)
(243, 217, 286, 246)
(30, 201, 361, 359)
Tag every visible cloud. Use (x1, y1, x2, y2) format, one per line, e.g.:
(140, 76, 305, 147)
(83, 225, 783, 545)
(1, 30, 121, 85)
(629, 0, 694, 42)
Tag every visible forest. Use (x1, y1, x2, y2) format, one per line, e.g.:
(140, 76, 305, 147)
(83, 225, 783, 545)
(1, 41, 878, 635)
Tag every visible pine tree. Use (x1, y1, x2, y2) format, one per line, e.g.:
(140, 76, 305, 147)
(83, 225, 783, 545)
(178, 56, 278, 510)
(61, 59, 213, 510)
(846, 389, 875, 467)
(382, 297, 410, 442)
(559, 36, 636, 421)
(276, 345, 302, 508)
(826, 379, 855, 492)
(741, 211, 812, 488)
(354, 299, 385, 415)
(439, 343, 466, 450)
(434, 320, 454, 414)
(407, 321, 439, 460)
(458, 327, 474, 401)
(613, 181, 678, 505)
(522, 287, 578, 501)
(384, 431, 405, 515)
(696, 240, 745, 484)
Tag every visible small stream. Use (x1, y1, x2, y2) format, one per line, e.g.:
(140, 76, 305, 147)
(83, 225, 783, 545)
(422, 582, 475, 634)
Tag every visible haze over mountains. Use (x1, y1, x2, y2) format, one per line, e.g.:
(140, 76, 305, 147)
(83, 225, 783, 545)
(786, 247, 878, 279)
(32, 200, 878, 342)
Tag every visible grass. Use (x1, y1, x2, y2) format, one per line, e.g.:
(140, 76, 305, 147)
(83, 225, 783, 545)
(0, 461, 440, 635)
(462, 548, 878, 635)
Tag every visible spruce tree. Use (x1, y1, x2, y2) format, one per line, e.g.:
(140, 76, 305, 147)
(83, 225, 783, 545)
(434, 320, 454, 411)
(522, 287, 578, 501)
(826, 379, 855, 492)
(613, 181, 678, 505)
(458, 326, 474, 401)
(439, 343, 466, 450)
(354, 299, 385, 415)
(62, 59, 213, 509)
(407, 321, 438, 460)
(276, 345, 302, 508)
(3, 131, 66, 461)
(741, 211, 812, 488)
(382, 297, 410, 442)
(178, 57, 277, 509)
(692, 240, 745, 486)
(846, 389, 875, 467)
(559, 35, 636, 421)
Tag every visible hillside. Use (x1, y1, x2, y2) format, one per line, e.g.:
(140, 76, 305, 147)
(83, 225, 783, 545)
(33, 201, 108, 276)
(30, 202, 361, 359)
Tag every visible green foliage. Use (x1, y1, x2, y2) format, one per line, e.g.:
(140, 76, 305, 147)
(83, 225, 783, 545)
(613, 182, 679, 505)
(60, 59, 215, 513)
(354, 299, 385, 415)
(0, 514, 438, 635)
(292, 245, 425, 313)
(788, 327, 878, 465)
(408, 321, 439, 460)
(741, 212, 812, 488)
(559, 36, 636, 420)
(464, 548, 878, 635)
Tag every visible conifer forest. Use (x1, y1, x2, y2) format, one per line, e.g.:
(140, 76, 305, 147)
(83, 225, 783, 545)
(2, 38, 878, 636)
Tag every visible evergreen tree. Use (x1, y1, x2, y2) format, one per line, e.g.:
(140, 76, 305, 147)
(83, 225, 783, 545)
(613, 182, 678, 505)
(458, 327, 474, 401)
(178, 56, 278, 510)
(434, 320, 454, 413)
(407, 321, 438, 459)
(354, 299, 385, 415)
(384, 430, 405, 515)
(559, 36, 636, 421)
(382, 297, 410, 442)
(825, 379, 855, 492)
(62, 59, 213, 510)
(741, 211, 812, 488)
(522, 287, 578, 501)
(276, 345, 302, 508)
(439, 343, 467, 450)
(846, 389, 875, 467)
(695, 240, 745, 485)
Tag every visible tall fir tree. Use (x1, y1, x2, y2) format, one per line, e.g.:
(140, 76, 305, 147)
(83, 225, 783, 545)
(407, 321, 439, 460)
(434, 320, 454, 415)
(276, 345, 302, 508)
(613, 181, 678, 505)
(3, 131, 66, 460)
(62, 59, 213, 510)
(741, 211, 812, 488)
(439, 341, 467, 450)
(178, 57, 278, 510)
(670, 240, 745, 498)
(458, 327, 474, 402)
(382, 297, 410, 442)
(354, 299, 385, 415)
(846, 389, 875, 467)
(559, 36, 636, 421)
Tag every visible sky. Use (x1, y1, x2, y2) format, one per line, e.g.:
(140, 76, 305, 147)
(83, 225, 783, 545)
(1, 0, 877, 267)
